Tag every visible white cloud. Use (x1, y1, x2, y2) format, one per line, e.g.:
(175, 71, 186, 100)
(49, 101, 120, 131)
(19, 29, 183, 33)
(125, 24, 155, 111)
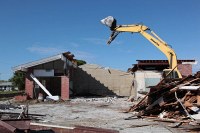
(27, 46, 64, 55)
(193, 59, 200, 73)
(69, 42, 79, 48)
(72, 50, 96, 63)
(26, 42, 96, 62)
(83, 38, 106, 45)
(83, 37, 123, 45)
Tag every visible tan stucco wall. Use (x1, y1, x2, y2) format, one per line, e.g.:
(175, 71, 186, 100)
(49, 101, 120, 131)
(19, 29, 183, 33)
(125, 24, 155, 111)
(74, 64, 135, 97)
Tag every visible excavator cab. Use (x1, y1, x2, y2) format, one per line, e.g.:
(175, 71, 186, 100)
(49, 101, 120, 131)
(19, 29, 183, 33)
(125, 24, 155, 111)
(163, 69, 180, 79)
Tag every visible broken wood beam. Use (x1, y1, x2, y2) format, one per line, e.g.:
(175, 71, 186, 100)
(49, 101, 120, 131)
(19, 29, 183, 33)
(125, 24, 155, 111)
(0, 120, 16, 132)
(169, 78, 200, 94)
(128, 92, 149, 112)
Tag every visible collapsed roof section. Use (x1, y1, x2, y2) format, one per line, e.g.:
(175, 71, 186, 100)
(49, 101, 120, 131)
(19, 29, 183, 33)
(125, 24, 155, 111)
(12, 52, 77, 72)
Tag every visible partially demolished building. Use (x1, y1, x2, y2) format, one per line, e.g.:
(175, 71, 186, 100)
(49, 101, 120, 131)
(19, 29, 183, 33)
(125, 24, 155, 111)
(130, 60, 196, 98)
(13, 52, 77, 100)
(12, 52, 196, 101)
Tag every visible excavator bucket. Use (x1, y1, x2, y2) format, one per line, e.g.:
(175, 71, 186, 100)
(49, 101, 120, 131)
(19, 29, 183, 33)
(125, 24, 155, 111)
(107, 31, 119, 44)
(100, 16, 117, 30)
(101, 16, 119, 44)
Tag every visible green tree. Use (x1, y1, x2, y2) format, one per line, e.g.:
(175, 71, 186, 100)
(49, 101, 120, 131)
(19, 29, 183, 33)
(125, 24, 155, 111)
(9, 71, 25, 90)
(77, 60, 86, 66)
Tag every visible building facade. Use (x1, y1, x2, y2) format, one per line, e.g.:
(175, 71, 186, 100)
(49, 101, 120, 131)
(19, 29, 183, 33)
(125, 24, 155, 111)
(130, 60, 196, 98)
(13, 52, 77, 100)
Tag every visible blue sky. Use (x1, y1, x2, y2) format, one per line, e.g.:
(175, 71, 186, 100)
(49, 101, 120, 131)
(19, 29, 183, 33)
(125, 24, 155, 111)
(0, 0, 200, 80)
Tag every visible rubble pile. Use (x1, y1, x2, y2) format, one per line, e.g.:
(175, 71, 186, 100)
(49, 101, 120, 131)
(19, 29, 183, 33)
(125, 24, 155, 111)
(129, 71, 200, 123)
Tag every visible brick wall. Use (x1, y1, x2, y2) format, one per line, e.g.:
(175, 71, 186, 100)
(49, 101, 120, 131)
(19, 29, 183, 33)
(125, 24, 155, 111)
(25, 76, 34, 98)
(61, 76, 69, 100)
(25, 69, 34, 99)
(178, 64, 192, 77)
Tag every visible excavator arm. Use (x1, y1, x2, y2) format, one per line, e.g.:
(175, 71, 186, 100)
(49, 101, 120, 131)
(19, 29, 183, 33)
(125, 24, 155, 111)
(101, 16, 182, 78)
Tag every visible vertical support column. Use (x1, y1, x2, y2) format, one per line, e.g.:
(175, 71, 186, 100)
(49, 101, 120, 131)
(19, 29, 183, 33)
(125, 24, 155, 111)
(61, 76, 69, 100)
(25, 69, 34, 99)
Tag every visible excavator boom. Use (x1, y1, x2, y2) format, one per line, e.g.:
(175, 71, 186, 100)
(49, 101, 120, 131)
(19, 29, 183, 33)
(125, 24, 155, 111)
(101, 16, 182, 79)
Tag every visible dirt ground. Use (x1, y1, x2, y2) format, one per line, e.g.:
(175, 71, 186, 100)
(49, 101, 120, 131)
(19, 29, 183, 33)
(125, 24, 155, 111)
(0, 97, 196, 133)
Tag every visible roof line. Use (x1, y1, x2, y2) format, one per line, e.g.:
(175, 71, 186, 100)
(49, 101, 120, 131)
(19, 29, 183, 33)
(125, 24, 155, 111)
(12, 52, 76, 72)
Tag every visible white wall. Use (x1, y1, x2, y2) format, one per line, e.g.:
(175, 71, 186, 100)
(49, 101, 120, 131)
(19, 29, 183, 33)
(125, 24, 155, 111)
(135, 70, 162, 98)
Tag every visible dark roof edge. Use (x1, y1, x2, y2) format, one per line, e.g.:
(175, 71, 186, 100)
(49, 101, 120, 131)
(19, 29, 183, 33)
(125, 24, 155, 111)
(12, 52, 77, 72)
(136, 59, 196, 63)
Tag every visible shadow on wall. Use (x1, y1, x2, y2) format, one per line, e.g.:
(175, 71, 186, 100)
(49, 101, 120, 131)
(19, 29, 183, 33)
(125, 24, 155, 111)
(73, 67, 116, 96)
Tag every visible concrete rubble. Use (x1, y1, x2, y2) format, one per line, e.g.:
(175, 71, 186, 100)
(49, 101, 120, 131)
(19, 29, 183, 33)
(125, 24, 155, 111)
(0, 96, 194, 133)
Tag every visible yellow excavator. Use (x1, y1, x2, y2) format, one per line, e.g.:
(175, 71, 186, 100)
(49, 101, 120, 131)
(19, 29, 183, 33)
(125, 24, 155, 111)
(101, 16, 182, 79)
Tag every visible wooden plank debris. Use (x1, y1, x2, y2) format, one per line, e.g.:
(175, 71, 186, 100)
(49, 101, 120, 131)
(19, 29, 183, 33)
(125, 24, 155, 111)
(129, 71, 200, 125)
